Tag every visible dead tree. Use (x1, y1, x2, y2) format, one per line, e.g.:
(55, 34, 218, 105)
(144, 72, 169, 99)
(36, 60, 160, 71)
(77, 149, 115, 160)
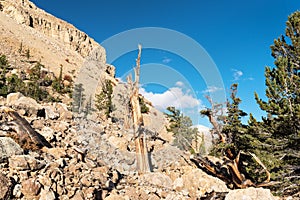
(195, 96, 278, 189)
(127, 45, 151, 173)
(200, 95, 226, 144)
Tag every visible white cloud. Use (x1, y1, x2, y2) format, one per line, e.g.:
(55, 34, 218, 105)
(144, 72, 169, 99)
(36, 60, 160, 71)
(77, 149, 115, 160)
(162, 57, 172, 64)
(202, 86, 223, 93)
(139, 87, 200, 110)
(232, 69, 243, 81)
(175, 81, 184, 87)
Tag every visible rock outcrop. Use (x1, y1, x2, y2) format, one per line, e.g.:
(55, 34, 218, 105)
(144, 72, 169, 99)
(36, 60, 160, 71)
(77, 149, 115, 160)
(0, 137, 23, 162)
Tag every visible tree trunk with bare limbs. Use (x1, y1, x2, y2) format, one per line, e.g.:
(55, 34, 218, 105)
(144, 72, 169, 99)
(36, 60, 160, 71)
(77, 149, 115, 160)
(127, 45, 151, 173)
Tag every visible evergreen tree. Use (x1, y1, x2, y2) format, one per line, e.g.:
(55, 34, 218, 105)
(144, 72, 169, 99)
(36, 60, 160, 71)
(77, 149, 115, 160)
(139, 96, 149, 113)
(52, 65, 64, 93)
(223, 84, 247, 145)
(253, 11, 300, 195)
(165, 106, 198, 151)
(0, 55, 9, 96)
(95, 80, 114, 118)
(211, 84, 247, 157)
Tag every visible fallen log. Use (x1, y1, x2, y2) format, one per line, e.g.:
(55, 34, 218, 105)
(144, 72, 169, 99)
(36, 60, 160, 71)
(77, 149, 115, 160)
(1, 106, 51, 151)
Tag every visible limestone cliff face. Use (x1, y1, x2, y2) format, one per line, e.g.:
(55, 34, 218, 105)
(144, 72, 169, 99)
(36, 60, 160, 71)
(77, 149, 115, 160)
(0, 0, 105, 62)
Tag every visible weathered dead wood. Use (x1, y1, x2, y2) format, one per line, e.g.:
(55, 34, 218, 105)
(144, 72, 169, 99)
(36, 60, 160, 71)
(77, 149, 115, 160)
(127, 45, 151, 173)
(1, 106, 51, 150)
(202, 95, 226, 144)
(198, 94, 279, 189)
(190, 155, 232, 184)
(191, 151, 278, 189)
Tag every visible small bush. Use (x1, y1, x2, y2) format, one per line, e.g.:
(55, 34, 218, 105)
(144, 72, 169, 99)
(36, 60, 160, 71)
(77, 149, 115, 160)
(139, 96, 149, 113)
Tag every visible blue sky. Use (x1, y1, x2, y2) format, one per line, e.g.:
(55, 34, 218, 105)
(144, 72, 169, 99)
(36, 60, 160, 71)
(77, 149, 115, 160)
(31, 0, 300, 126)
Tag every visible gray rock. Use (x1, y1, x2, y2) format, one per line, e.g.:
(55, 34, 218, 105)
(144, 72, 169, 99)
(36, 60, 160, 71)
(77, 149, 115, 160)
(151, 144, 183, 170)
(0, 137, 23, 162)
(44, 105, 60, 120)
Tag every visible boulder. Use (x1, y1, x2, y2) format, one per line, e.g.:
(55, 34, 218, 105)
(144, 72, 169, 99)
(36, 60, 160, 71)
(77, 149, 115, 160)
(6, 92, 24, 105)
(225, 187, 276, 200)
(40, 126, 55, 141)
(13, 184, 22, 198)
(0, 137, 23, 162)
(141, 172, 173, 189)
(0, 96, 6, 105)
(39, 187, 56, 200)
(182, 168, 229, 198)
(0, 172, 13, 199)
(7, 95, 41, 116)
(151, 145, 183, 170)
(44, 105, 60, 120)
(21, 178, 41, 198)
(56, 103, 73, 121)
(104, 194, 126, 200)
(9, 155, 45, 171)
(108, 135, 128, 151)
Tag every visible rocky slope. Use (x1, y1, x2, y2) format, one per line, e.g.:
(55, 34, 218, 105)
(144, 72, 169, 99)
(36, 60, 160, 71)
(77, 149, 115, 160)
(0, 0, 283, 199)
(0, 93, 277, 200)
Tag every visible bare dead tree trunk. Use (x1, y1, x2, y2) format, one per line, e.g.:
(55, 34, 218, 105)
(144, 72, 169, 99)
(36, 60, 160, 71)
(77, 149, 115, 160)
(127, 45, 151, 173)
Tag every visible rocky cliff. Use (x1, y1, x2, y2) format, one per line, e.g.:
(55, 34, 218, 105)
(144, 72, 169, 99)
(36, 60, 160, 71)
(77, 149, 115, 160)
(0, 0, 106, 78)
(1, 0, 104, 60)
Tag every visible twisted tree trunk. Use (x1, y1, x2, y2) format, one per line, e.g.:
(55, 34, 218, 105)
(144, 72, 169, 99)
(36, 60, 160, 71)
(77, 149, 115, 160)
(127, 45, 150, 173)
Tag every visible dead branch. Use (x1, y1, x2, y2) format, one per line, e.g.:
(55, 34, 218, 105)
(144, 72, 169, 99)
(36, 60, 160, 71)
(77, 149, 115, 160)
(249, 152, 270, 183)
(202, 95, 226, 143)
(190, 154, 231, 184)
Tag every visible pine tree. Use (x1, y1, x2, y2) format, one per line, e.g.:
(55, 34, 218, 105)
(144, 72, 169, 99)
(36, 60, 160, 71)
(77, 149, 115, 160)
(212, 84, 247, 157)
(253, 11, 300, 195)
(95, 80, 114, 118)
(166, 106, 198, 151)
(0, 55, 9, 96)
